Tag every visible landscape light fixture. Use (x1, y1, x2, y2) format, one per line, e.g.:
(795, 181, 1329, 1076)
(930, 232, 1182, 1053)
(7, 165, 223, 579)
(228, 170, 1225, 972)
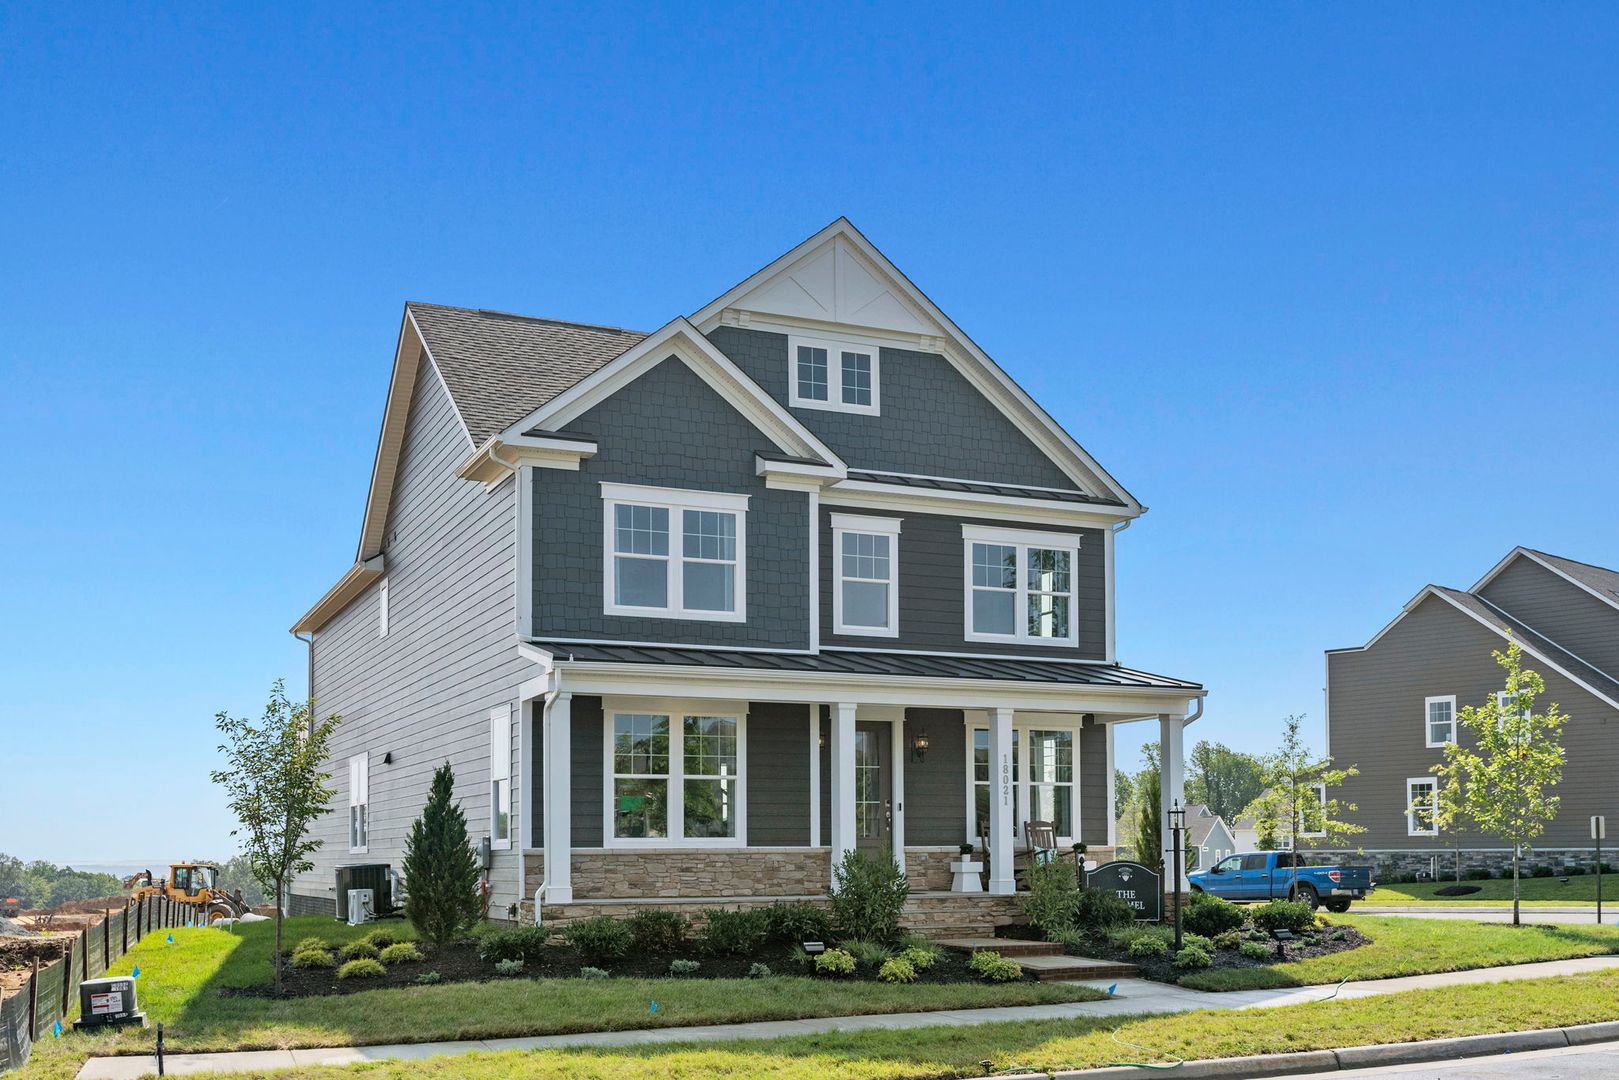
(1270, 928, 1294, 960)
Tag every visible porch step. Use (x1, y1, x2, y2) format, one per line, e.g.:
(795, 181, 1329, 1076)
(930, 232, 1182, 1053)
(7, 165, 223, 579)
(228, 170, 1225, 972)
(937, 939, 1138, 981)
(934, 937, 1064, 957)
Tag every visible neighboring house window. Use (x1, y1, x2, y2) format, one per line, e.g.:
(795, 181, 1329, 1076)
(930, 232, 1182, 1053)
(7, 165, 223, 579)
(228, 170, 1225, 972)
(1299, 782, 1327, 838)
(607, 708, 744, 845)
(1425, 695, 1456, 747)
(377, 578, 389, 638)
(1026, 729, 1074, 837)
(788, 335, 881, 414)
(1407, 776, 1438, 836)
(962, 525, 1080, 645)
(348, 753, 369, 852)
(831, 514, 901, 636)
(602, 484, 748, 621)
(489, 705, 511, 848)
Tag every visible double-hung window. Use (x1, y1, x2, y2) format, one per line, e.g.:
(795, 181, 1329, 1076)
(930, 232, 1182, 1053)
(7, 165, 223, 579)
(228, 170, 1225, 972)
(489, 705, 512, 848)
(603, 484, 747, 621)
(788, 335, 880, 414)
(1298, 782, 1328, 838)
(968, 725, 1081, 844)
(962, 526, 1080, 645)
(608, 706, 744, 845)
(348, 753, 369, 852)
(831, 514, 900, 636)
(1406, 776, 1438, 836)
(1425, 695, 1456, 747)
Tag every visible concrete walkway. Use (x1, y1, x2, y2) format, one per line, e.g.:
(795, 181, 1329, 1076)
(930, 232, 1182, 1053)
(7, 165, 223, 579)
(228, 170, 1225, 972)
(75, 955, 1619, 1079)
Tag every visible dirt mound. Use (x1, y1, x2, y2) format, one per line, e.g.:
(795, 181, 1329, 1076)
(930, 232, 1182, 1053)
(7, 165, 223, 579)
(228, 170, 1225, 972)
(0, 935, 70, 972)
(0, 918, 32, 936)
(23, 897, 127, 917)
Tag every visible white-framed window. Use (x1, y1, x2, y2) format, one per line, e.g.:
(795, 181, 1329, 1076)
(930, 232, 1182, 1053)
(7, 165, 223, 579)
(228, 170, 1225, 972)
(489, 705, 512, 848)
(348, 753, 370, 852)
(377, 578, 389, 638)
(788, 334, 881, 415)
(1299, 782, 1328, 838)
(831, 513, 901, 636)
(1406, 776, 1438, 836)
(1425, 694, 1456, 747)
(605, 703, 746, 846)
(962, 525, 1080, 645)
(967, 722, 1081, 845)
(602, 484, 748, 622)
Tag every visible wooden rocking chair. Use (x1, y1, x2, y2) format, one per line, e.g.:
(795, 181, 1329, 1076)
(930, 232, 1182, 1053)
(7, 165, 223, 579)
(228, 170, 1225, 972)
(978, 819, 1074, 889)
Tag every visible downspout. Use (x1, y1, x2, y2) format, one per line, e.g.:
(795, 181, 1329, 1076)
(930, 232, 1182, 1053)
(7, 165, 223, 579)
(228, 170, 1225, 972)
(291, 631, 315, 731)
(531, 674, 563, 926)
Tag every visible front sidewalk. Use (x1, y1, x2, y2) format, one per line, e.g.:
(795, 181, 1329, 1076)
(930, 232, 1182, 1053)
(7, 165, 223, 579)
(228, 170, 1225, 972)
(76, 955, 1619, 1079)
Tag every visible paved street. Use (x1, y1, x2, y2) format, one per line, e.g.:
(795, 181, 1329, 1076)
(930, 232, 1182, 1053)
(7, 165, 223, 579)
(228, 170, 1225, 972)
(1294, 1040, 1619, 1077)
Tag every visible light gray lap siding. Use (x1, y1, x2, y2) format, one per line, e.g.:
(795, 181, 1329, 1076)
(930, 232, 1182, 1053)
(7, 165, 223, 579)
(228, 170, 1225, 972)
(1478, 557, 1619, 679)
(1327, 593, 1619, 850)
(294, 356, 530, 909)
(706, 326, 1077, 488)
(531, 355, 809, 648)
(821, 506, 1105, 657)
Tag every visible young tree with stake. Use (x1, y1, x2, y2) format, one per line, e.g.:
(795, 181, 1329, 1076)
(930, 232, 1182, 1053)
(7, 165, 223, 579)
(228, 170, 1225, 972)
(1243, 714, 1362, 897)
(211, 681, 339, 992)
(1433, 639, 1567, 927)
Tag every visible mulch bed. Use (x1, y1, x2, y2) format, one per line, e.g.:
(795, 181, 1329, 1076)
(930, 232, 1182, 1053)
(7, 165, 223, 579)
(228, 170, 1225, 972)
(1434, 885, 1484, 897)
(995, 921, 1371, 984)
(227, 939, 1021, 998)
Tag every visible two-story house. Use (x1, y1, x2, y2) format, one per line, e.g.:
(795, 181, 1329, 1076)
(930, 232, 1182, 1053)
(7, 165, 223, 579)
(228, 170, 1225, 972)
(1322, 548, 1619, 878)
(287, 219, 1204, 928)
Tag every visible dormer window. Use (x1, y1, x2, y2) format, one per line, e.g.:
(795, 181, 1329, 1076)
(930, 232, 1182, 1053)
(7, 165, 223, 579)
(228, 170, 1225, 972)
(788, 335, 880, 415)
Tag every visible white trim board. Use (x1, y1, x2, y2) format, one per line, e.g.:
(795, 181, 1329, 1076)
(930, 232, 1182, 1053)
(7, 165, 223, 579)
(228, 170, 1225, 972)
(1471, 547, 1619, 616)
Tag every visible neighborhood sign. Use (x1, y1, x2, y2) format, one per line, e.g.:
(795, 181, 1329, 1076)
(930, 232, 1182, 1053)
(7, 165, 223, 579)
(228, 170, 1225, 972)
(1085, 861, 1162, 922)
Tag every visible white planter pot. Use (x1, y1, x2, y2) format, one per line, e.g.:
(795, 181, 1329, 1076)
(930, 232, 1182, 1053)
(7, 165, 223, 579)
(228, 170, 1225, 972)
(950, 858, 984, 893)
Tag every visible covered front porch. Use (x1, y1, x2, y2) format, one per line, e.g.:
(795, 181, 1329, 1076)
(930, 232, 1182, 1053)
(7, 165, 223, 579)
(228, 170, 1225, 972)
(515, 644, 1202, 926)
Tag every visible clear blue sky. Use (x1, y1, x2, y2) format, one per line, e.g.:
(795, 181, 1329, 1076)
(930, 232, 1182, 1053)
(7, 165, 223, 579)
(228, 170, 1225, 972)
(4, 4, 1616, 864)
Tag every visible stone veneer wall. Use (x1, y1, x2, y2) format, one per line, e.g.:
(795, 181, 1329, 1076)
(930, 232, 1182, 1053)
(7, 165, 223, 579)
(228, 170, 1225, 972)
(524, 848, 831, 900)
(1300, 848, 1606, 881)
(904, 847, 959, 891)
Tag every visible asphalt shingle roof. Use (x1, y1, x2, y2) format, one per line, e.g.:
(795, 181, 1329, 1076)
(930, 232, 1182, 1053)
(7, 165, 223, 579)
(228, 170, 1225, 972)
(1529, 550, 1619, 607)
(407, 302, 647, 446)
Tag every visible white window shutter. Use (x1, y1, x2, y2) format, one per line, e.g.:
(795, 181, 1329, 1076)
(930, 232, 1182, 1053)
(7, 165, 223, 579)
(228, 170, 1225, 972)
(489, 706, 511, 782)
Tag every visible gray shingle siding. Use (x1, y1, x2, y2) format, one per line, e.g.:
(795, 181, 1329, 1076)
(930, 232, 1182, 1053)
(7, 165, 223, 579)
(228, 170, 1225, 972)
(1327, 592, 1619, 849)
(1079, 719, 1109, 847)
(532, 356, 810, 648)
(572, 696, 604, 849)
(1478, 557, 1619, 680)
(821, 506, 1105, 657)
(706, 326, 1078, 488)
(293, 356, 530, 910)
(746, 702, 813, 846)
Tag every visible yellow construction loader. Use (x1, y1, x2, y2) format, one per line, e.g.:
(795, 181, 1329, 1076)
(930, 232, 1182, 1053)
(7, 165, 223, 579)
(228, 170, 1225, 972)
(129, 864, 249, 923)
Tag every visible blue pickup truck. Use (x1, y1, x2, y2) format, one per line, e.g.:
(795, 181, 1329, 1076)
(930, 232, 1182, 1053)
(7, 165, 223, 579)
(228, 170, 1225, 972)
(1187, 851, 1373, 912)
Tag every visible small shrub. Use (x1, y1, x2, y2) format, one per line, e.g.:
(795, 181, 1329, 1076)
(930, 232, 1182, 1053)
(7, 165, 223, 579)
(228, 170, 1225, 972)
(414, 970, 442, 984)
(1183, 892, 1245, 938)
(1049, 928, 1086, 954)
(337, 958, 386, 980)
(1313, 913, 1333, 928)
(579, 966, 609, 980)
(840, 937, 894, 971)
(493, 958, 524, 976)
(339, 940, 379, 962)
(829, 850, 910, 946)
(967, 951, 1022, 982)
(1180, 932, 1212, 952)
(1251, 899, 1315, 934)
(668, 958, 701, 976)
(379, 942, 423, 965)
(878, 957, 918, 983)
(1172, 945, 1211, 970)
(477, 925, 552, 964)
(762, 901, 833, 944)
(291, 947, 335, 969)
(815, 948, 856, 976)
(1020, 859, 1082, 936)
(565, 916, 633, 965)
(363, 928, 400, 949)
(627, 910, 688, 953)
(1531, 865, 1555, 878)
(1127, 935, 1167, 959)
(1464, 868, 1493, 881)
(1567, 866, 1587, 877)
(1211, 930, 1243, 951)
(1239, 941, 1270, 960)
(898, 943, 940, 971)
(747, 962, 773, 978)
(294, 936, 330, 953)
(1074, 887, 1137, 934)
(1331, 929, 1348, 941)
(699, 908, 769, 956)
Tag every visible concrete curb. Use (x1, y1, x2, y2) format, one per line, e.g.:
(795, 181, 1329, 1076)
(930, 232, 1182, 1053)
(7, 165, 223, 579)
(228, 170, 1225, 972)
(1044, 1024, 1619, 1077)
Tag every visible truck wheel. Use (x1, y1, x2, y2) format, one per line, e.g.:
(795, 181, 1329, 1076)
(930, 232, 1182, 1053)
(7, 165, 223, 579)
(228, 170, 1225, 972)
(1290, 884, 1319, 910)
(1325, 900, 1351, 914)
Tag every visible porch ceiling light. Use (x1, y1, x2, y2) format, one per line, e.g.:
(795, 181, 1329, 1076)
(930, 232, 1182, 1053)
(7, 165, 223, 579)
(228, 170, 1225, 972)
(911, 730, 929, 762)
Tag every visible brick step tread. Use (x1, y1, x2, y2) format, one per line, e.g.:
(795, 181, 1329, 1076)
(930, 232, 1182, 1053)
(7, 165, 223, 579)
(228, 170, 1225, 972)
(934, 937, 1063, 956)
(1018, 954, 1139, 980)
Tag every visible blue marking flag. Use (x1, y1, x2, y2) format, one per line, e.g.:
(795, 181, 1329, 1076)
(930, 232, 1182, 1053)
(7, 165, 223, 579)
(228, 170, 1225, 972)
(53, 1021, 62, 1038)
(650, 1001, 658, 1014)
(132, 965, 141, 979)
(166, 934, 174, 944)
(1107, 983, 1118, 997)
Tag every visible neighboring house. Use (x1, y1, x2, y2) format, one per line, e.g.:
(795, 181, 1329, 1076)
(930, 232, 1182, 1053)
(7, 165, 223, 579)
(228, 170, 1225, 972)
(1321, 548, 1619, 877)
(1186, 804, 1237, 869)
(286, 219, 1205, 925)
(1230, 812, 1264, 852)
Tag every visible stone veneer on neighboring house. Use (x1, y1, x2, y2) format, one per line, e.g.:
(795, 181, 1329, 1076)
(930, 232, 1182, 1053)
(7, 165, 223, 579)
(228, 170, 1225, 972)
(1301, 847, 1608, 882)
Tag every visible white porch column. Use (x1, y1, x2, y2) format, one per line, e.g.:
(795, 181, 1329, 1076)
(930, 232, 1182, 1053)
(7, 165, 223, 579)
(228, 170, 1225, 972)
(829, 702, 858, 884)
(988, 706, 1016, 896)
(544, 692, 574, 903)
(1158, 713, 1187, 891)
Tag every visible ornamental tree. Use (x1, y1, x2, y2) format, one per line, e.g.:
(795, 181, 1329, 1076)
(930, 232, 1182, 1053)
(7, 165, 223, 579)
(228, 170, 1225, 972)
(402, 763, 483, 944)
(211, 681, 339, 992)
(1243, 714, 1363, 893)
(1433, 639, 1568, 926)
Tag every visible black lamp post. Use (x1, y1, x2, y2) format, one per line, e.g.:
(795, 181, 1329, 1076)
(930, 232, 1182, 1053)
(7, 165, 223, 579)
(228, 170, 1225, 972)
(1167, 801, 1186, 951)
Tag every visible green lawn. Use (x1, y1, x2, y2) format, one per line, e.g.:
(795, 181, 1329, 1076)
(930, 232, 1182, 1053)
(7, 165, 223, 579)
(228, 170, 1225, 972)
(1177, 915, 1619, 990)
(1367, 872, 1618, 905)
(107, 968, 1619, 1079)
(14, 916, 1096, 1080)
